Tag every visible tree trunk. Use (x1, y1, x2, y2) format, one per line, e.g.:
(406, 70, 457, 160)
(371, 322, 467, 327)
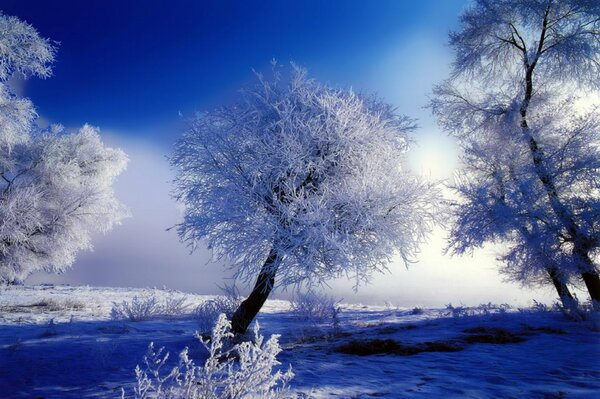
(546, 266, 575, 307)
(576, 250, 600, 303)
(519, 64, 600, 303)
(526, 131, 600, 302)
(581, 271, 600, 303)
(231, 248, 279, 334)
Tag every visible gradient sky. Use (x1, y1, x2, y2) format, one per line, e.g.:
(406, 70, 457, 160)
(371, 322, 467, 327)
(4, 0, 558, 305)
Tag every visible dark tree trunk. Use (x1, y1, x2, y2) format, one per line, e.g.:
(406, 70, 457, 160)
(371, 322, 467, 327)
(581, 271, 600, 303)
(526, 125, 600, 302)
(576, 250, 600, 303)
(231, 248, 279, 334)
(519, 56, 600, 304)
(546, 266, 575, 307)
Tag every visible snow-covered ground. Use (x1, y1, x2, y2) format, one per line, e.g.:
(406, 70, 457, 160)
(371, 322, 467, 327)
(0, 285, 599, 398)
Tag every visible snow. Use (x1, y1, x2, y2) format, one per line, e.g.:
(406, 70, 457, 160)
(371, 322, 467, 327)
(1, 285, 599, 398)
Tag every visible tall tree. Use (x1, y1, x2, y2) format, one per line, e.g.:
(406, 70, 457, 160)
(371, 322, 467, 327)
(172, 65, 438, 333)
(431, 0, 600, 303)
(0, 12, 129, 284)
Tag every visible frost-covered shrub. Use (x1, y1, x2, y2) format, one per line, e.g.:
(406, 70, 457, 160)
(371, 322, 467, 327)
(126, 314, 294, 399)
(531, 300, 553, 313)
(194, 285, 241, 333)
(445, 303, 512, 318)
(290, 291, 341, 327)
(111, 293, 191, 321)
(477, 302, 510, 316)
(162, 295, 192, 317)
(31, 298, 62, 311)
(31, 298, 84, 311)
(518, 300, 557, 314)
(41, 318, 57, 337)
(444, 303, 470, 318)
(568, 300, 600, 322)
(383, 301, 398, 312)
(520, 298, 599, 324)
(112, 295, 162, 321)
(194, 298, 238, 334)
(410, 307, 424, 315)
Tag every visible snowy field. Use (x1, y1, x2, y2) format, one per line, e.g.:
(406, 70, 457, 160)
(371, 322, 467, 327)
(0, 285, 599, 398)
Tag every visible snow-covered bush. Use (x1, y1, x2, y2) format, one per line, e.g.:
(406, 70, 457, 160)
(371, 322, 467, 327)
(520, 299, 598, 324)
(111, 295, 162, 322)
(162, 295, 192, 317)
(111, 292, 191, 321)
(194, 285, 241, 333)
(477, 303, 510, 316)
(444, 303, 511, 318)
(444, 303, 470, 318)
(30, 298, 84, 312)
(410, 307, 424, 315)
(126, 314, 294, 399)
(30, 298, 62, 311)
(383, 301, 398, 312)
(290, 290, 341, 326)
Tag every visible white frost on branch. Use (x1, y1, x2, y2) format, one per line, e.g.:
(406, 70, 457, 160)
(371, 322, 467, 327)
(431, 0, 600, 291)
(0, 124, 129, 283)
(171, 64, 439, 289)
(0, 11, 56, 81)
(128, 314, 294, 399)
(0, 13, 128, 283)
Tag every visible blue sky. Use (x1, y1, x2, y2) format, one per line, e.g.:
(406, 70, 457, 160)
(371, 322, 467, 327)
(3, 0, 558, 305)
(3, 0, 464, 141)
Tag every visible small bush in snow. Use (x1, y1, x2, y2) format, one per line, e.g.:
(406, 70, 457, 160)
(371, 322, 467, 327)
(29, 298, 85, 311)
(410, 307, 424, 315)
(194, 284, 241, 333)
(521, 298, 599, 324)
(111, 295, 162, 321)
(444, 303, 470, 318)
(445, 303, 512, 318)
(290, 291, 341, 327)
(567, 300, 600, 324)
(531, 299, 552, 313)
(127, 314, 294, 399)
(31, 299, 62, 311)
(162, 296, 192, 317)
(478, 302, 510, 316)
(111, 292, 191, 321)
(41, 318, 57, 338)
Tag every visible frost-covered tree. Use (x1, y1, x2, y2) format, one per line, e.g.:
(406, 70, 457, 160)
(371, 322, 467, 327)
(0, 12, 56, 82)
(0, 11, 55, 170)
(445, 102, 598, 306)
(0, 124, 129, 284)
(0, 13, 128, 284)
(172, 65, 438, 333)
(431, 0, 600, 303)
